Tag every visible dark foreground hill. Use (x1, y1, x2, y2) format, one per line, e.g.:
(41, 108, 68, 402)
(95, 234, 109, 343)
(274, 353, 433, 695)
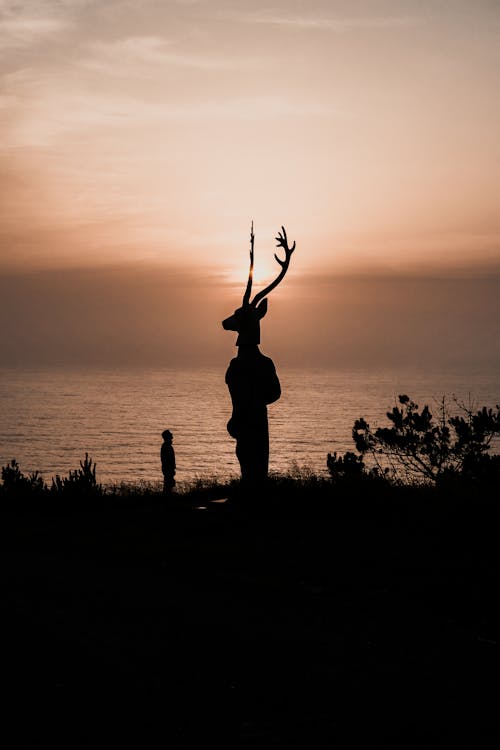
(2, 482, 500, 746)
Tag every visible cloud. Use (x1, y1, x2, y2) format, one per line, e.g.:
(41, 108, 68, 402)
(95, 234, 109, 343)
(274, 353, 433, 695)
(0, 265, 230, 366)
(0, 16, 71, 48)
(1, 85, 339, 148)
(265, 270, 500, 371)
(81, 35, 262, 74)
(231, 11, 421, 33)
(1, 266, 499, 370)
(0, 0, 79, 50)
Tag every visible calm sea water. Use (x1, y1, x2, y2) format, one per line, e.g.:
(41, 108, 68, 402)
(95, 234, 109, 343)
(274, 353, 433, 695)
(1, 366, 499, 488)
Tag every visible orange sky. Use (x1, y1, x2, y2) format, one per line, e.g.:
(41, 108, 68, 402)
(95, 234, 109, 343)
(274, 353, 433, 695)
(1, 0, 500, 281)
(1, 1, 500, 370)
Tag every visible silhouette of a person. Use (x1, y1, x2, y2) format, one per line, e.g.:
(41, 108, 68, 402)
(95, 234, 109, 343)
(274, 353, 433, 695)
(161, 429, 176, 494)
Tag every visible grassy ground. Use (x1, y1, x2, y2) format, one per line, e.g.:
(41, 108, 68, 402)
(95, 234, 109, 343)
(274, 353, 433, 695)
(1, 478, 499, 746)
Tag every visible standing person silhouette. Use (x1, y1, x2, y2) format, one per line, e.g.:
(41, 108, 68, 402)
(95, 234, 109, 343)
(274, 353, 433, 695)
(161, 429, 176, 494)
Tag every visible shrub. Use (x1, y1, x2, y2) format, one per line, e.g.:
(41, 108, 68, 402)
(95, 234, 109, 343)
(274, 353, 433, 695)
(51, 453, 101, 496)
(351, 395, 500, 484)
(327, 451, 366, 481)
(0, 459, 46, 497)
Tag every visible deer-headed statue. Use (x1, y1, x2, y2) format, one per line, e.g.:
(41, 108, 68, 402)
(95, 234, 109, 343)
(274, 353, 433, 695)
(222, 224, 296, 485)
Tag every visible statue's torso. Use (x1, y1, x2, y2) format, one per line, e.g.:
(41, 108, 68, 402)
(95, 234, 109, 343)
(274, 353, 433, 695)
(225, 351, 281, 435)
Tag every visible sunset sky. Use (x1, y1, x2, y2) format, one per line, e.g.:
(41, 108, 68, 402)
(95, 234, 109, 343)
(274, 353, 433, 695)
(1, 0, 499, 368)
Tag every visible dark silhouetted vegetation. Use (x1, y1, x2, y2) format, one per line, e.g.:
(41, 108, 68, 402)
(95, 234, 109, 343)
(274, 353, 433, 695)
(1, 458, 45, 497)
(2, 394, 500, 746)
(2, 395, 499, 509)
(51, 452, 101, 496)
(351, 394, 500, 485)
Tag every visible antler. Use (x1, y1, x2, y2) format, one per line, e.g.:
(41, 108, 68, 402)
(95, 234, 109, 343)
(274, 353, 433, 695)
(251, 226, 295, 307)
(242, 221, 254, 306)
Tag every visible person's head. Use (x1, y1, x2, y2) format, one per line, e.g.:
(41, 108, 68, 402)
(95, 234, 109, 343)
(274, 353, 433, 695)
(162, 429, 173, 442)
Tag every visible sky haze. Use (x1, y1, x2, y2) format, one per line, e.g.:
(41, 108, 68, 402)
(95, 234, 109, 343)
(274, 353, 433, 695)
(1, 0, 499, 369)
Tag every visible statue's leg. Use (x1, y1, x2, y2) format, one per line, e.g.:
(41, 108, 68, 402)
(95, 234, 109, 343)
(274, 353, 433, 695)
(236, 424, 269, 485)
(255, 421, 269, 481)
(236, 434, 251, 483)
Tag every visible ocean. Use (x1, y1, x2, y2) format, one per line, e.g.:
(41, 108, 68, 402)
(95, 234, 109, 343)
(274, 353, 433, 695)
(1, 366, 499, 488)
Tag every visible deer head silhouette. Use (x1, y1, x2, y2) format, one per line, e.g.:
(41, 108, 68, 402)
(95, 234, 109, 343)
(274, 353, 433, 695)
(222, 224, 296, 346)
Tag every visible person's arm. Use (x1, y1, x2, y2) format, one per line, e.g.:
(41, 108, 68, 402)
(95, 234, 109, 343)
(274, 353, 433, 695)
(264, 358, 281, 404)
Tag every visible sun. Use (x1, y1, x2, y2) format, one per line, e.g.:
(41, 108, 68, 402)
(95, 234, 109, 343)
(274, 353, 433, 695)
(226, 244, 285, 290)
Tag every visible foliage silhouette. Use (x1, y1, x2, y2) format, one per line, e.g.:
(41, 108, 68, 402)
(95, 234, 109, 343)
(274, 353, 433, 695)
(326, 450, 387, 484)
(1, 458, 45, 498)
(351, 394, 500, 484)
(0, 453, 103, 504)
(51, 452, 101, 496)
